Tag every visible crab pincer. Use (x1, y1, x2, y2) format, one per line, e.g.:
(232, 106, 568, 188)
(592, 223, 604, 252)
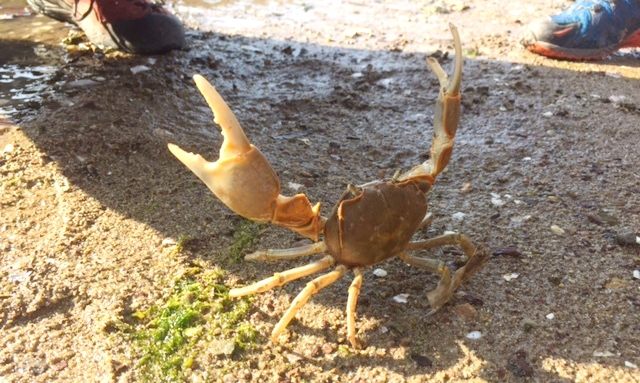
(168, 75, 324, 240)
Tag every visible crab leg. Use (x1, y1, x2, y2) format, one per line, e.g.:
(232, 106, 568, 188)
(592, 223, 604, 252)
(399, 23, 463, 184)
(418, 212, 434, 230)
(244, 241, 327, 262)
(346, 268, 364, 348)
(168, 75, 324, 240)
(229, 255, 334, 298)
(271, 265, 347, 343)
(401, 233, 487, 311)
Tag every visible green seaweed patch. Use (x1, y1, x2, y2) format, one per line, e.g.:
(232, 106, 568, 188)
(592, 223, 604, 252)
(129, 268, 258, 382)
(223, 220, 263, 263)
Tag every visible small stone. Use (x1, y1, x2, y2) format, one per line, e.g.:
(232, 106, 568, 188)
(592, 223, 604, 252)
(130, 65, 151, 74)
(452, 212, 466, 222)
(550, 225, 565, 236)
(3, 143, 13, 153)
(546, 313, 555, 320)
(502, 273, 519, 282)
(372, 268, 387, 277)
(284, 352, 303, 364)
(615, 229, 639, 246)
(460, 182, 472, 193)
(521, 318, 537, 332)
(222, 373, 235, 383)
(209, 339, 235, 356)
(287, 182, 304, 192)
(161, 238, 177, 247)
(52, 359, 67, 371)
(392, 294, 409, 304)
(490, 193, 505, 207)
(465, 331, 482, 340)
(625, 361, 638, 369)
(321, 343, 335, 355)
(633, 270, 640, 280)
(453, 303, 478, 321)
(507, 350, 534, 377)
(410, 353, 433, 368)
(542, 111, 553, 118)
(66, 79, 99, 88)
(597, 210, 619, 225)
(593, 351, 616, 358)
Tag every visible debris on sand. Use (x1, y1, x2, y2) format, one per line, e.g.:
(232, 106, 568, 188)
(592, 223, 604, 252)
(392, 294, 409, 304)
(466, 331, 482, 340)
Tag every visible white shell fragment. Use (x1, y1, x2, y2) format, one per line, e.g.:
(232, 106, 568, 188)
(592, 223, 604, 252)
(593, 351, 616, 358)
(625, 361, 638, 369)
(287, 182, 304, 192)
(161, 238, 177, 247)
(373, 268, 388, 277)
(130, 65, 151, 74)
(3, 143, 14, 153)
(546, 313, 555, 320)
(452, 212, 466, 222)
(466, 331, 482, 340)
(633, 270, 640, 280)
(392, 293, 409, 304)
(490, 193, 505, 207)
(550, 225, 565, 236)
(502, 273, 519, 282)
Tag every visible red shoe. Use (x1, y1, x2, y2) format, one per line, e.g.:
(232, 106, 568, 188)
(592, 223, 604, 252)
(27, 0, 185, 54)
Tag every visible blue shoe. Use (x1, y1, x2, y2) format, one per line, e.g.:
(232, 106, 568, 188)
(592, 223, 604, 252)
(521, 0, 640, 60)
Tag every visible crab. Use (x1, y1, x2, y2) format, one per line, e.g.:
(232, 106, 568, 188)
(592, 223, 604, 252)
(168, 24, 488, 348)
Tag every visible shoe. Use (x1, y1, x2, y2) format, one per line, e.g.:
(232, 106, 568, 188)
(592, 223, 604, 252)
(521, 0, 640, 60)
(27, 0, 185, 54)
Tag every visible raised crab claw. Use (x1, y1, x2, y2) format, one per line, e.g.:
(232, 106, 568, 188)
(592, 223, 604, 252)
(168, 24, 488, 348)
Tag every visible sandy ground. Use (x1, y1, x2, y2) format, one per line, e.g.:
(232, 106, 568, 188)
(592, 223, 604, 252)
(1, 0, 639, 382)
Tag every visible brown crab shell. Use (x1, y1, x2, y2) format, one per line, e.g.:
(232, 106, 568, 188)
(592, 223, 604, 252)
(324, 180, 430, 268)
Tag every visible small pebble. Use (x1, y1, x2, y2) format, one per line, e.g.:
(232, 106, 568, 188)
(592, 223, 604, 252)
(460, 182, 472, 193)
(130, 65, 151, 74)
(372, 268, 387, 277)
(490, 193, 505, 207)
(608, 95, 626, 103)
(593, 351, 616, 358)
(392, 294, 409, 304)
(466, 331, 482, 340)
(321, 343, 335, 355)
(542, 111, 553, 117)
(546, 313, 555, 320)
(625, 361, 638, 369)
(503, 273, 519, 282)
(287, 182, 303, 192)
(3, 143, 13, 153)
(521, 318, 537, 332)
(550, 225, 565, 236)
(452, 212, 466, 222)
(284, 352, 303, 364)
(633, 270, 640, 280)
(615, 229, 640, 246)
(161, 238, 177, 247)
